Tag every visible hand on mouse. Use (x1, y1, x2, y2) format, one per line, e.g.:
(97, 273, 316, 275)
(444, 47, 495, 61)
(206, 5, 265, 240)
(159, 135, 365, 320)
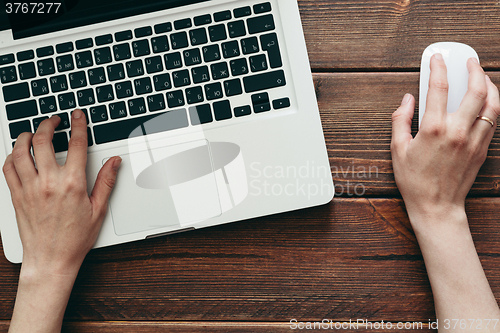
(2, 109, 121, 332)
(391, 54, 500, 329)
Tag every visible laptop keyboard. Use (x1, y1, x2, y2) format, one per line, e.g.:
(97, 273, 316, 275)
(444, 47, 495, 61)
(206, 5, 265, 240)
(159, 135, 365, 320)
(0, 2, 291, 152)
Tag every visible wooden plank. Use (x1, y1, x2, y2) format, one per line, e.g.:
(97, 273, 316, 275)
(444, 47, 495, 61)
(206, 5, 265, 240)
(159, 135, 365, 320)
(299, 0, 500, 70)
(315, 72, 500, 196)
(1, 198, 500, 323)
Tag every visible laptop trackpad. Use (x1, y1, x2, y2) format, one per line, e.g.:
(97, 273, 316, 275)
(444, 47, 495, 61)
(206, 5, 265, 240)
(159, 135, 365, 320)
(106, 139, 222, 236)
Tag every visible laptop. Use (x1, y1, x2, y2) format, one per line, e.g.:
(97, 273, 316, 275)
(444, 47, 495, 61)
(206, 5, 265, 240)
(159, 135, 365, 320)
(0, 0, 333, 263)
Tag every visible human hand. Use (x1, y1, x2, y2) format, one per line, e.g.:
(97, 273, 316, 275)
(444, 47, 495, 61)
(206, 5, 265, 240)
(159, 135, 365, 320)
(391, 54, 500, 228)
(2, 109, 121, 277)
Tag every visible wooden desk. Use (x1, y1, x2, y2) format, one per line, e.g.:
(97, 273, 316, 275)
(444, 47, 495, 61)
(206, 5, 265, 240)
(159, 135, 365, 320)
(2, 1, 500, 331)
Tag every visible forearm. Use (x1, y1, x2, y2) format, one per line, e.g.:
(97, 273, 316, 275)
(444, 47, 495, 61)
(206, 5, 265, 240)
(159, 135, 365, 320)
(9, 266, 78, 333)
(411, 209, 500, 332)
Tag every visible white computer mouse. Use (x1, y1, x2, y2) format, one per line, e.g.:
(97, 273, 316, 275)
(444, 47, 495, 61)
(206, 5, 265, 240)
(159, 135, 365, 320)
(419, 42, 479, 127)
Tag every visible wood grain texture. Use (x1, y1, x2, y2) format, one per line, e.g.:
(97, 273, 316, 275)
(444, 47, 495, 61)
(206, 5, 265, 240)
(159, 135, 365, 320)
(300, 0, 500, 70)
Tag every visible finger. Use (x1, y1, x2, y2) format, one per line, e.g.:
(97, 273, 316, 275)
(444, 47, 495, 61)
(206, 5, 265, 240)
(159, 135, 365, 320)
(473, 75, 500, 139)
(65, 109, 88, 172)
(90, 156, 121, 220)
(421, 53, 449, 127)
(2, 154, 22, 200)
(11, 132, 37, 183)
(31, 116, 61, 171)
(391, 93, 415, 155)
(456, 58, 488, 126)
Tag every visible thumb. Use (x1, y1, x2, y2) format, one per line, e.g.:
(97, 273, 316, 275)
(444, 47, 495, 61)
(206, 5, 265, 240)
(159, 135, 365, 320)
(391, 93, 415, 154)
(90, 156, 121, 219)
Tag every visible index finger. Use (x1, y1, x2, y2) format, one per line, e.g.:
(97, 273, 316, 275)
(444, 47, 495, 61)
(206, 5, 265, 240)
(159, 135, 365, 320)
(65, 109, 88, 171)
(421, 54, 449, 128)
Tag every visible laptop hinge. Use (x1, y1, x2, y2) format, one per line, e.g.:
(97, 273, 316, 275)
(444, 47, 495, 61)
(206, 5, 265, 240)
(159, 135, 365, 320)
(146, 227, 195, 239)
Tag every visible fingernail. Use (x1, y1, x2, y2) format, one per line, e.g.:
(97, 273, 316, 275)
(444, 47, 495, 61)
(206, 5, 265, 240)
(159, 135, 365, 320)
(401, 93, 412, 106)
(434, 53, 443, 61)
(73, 109, 82, 119)
(472, 57, 479, 64)
(112, 157, 122, 171)
(485, 74, 492, 82)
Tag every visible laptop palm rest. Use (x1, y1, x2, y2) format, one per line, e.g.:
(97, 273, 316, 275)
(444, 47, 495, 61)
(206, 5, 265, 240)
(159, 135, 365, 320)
(106, 139, 222, 236)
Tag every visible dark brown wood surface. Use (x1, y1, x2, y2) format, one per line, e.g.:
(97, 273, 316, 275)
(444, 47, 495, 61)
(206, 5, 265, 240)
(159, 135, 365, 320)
(2, 1, 500, 332)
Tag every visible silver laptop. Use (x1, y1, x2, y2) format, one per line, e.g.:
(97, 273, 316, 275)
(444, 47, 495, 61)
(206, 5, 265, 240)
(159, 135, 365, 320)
(0, 0, 333, 263)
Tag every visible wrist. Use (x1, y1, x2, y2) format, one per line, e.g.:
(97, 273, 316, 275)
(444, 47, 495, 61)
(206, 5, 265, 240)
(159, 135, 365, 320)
(405, 202, 468, 236)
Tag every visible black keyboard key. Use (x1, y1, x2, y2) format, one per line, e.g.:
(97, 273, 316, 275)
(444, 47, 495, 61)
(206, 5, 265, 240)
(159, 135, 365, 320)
(56, 55, 74, 72)
(164, 52, 183, 70)
(241, 37, 260, 54)
(151, 36, 170, 53)
(109, 101, 128, 119)
(224, 79, 242, 97)
(134, 77, 152, 95)
(115, 30, 133, 42)
(202, 45, 221, 62)
(58, 92, 76, 110)
(166, 90, 185, 108)
(88, 67, 106, 85)
(170, 32, 189, 49)
(95, 34, 113, 45)
(54, 113, 70, 131)
(204, 82, 223, 100)
(252, 92, 271, 113)
(75, 51, 93, 69)
(174, 18, 192, 30)
(234, 6, 251, 18)
(94, 109, 188, 145)
(250, 54, 268, 72)
(6, 100, 38, 120)
(261, 33, 282, 68)
(94, 47, 113, 65)
(173, 69, 191, 88)
(77, 88, 95, 107)
(186, 86, 204, 104)
(183, 49, 202, 66)
(90, 105, 108, 123)
(273, 97, 290, 109)
(33, 116, 48, 132)
(210, 62, 229, 80)
(17, 50, 34, 62)
(128, 97, 146, 115)
(189, 104, 212, 125)
(248, 14, 275, 34)
(126, 60, 145, 77)
(191, 65, 210, 84)
(37, 58, 55, 76)
(97, 85, 114, 103)
(230, 58, 248, 76)
(50, 75, 69, 92)
(154, 22, 172, 34)
(189, 28, 208, 46)
(52, 132, 68, 153)
(9, 120, 31, 139)
(18, 62, 36, 80)
(115, 81, 134, 98)
(208, 24, 227, 42)
(0, 54, 15, 65)
(69, 71, 87, 89)
(214, 10, 231, 22)
(194, 14, 212, 26)
(153, 73, 172, 91)
(254, 2, 272, 14)
(56, 42, 74, 54)
(222, 41, 240, 58)
(213, 100, 232, 121)
(228, 21, 246, 38)
(39, 96, 57, 113)
(31, 79, 49, 96)
(132, 40, 151, 57)
(36, 46, 54, 57)
(243, 69, 286, 93)
(145, 56, 163, 74)
(76, 38, 93, 50)
(147, 94, 166, 112)
(3, 82, 29, 102)
(135, 26, 153, 38)
(1, 66, 17, 83)
(107, 63, 126, 81)
(234, 105, 251, 117)
(71, 108, 89, 124)
(113, 44, 132, 61)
